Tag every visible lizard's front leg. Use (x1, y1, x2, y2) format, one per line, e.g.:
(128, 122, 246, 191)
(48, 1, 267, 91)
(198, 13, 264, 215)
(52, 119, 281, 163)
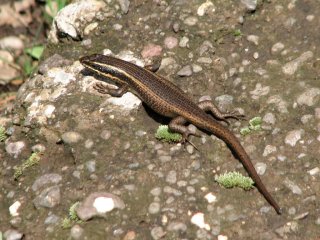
(93, 82, 129, 97)
(198, 99, 245, 125)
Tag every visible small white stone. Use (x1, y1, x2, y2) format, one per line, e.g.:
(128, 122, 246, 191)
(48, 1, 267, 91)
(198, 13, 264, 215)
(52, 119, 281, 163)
(218, 235, 228, 240)
(263, 145, 277, 157)
(191, 212, 210, 230)
(197, 1, 215, 16)
(179, 36, 189, 48)
(271, 42, 285, 54)
(184, 16, 198, 26)
(284, 129, 304, 147)
(247, 35, 259, 45)
(204, 193, 217, 203)
(308, 167, 319, 176)
(306, 15, 314, 21)
(9, 201, 21, 217)
(297, 88, 320, 107)
(93, 197, 115, 213)
(282, 51, 313, 75)
(255, 162, 267, 175)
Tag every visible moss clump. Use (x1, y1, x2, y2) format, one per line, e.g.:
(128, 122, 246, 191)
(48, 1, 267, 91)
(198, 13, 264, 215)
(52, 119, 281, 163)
(240, 117, 262, 136)
(215, 171, 254, 190)
(61, 202, 82, 229)
(155, 125, 182, 143)
(14, 153, 41, 180)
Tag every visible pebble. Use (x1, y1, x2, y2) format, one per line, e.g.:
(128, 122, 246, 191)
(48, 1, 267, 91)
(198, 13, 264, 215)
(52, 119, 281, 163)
(199, 40, 215, 56)
(123, 231, 136, 240)
(271, 42, 285, 54)
(197, 57, 212, 64)
(267, 95, 288, 113)
(263, 112, 276, 125)
(141, 44, 162, 58)
(191, 212, 210, 230)
(250, 83, 270, 99)
(247, 35, 259, 45)
(100, 130, 111, 140)
(282, 51, 313, 75)
(215, 94, 234, 110)
(218, 235, 228, 240)
(150, 187, 162, 196)
(284, 129, 304, 146)
(308, 167, 319, 176)
(61, 131, 83, 144)
(118, 0, 130, 14)
(301, 114, 313, 124)
(113, 23, 123, 30)
(72, 170, 81, 179)
(166, 171, 177, 184)
(297, 88, 320, 106)
(31, 144, 46, 153)
(177, 65, 192, 77)
(44, 214, 60, 225)
(241, 0, 257, 11)
(262, 145, 277, 157)
(204, 193, 217, 203)
(76, 192, 125, 221)
(186, 186, 195, 194)
(255, 162, 267, 175)
(85, 160, 96, 173)
(32, 173, 62, 191)
(148, 202, 161, 214)
(306, 15, 314, 21)
(159, 155, 172, 163)
(70, 225, 84, 239)
(0, 50, 19, 82)
(167, 222, 187, 232)
(179, 36, 189, 48)
(191, 160, 201, 171)
(33, 186, 61, 208)
(163, 186, 182, 196)
(9, 201, 21, 217)
(177, 180, 187, 187)
(164, 36, 178, 49)
(172, 22, 180, 32)
(0, 36, 24, 51)
(192, 64, 202, 73)
(4, 229, 23, 240)
(151, 226, 166, 240)
(186, 144, 194, 154)
(197, 1, 215, 16)
(284, 179, 302, 195)
(5, 141, 25, 158)
(275, 221, 299, 237)
(184, 16, 198, 26)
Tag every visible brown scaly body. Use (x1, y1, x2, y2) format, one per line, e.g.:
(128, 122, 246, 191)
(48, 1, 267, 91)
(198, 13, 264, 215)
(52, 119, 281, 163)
(80, 54, 281, 214)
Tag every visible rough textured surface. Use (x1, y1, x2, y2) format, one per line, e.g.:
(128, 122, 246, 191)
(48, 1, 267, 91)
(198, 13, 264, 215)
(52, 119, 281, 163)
(1, 0, 320, 239)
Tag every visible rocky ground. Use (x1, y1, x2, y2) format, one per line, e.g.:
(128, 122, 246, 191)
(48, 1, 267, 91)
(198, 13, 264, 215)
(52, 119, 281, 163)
(1, 0, 320, 239)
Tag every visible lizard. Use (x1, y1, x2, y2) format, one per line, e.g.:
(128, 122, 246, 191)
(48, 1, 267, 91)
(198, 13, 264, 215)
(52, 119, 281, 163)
(80, 54, 281, 214)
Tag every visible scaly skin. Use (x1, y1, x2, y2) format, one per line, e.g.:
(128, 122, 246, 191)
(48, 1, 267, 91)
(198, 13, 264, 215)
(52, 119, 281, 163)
(80, 54, 281, 214)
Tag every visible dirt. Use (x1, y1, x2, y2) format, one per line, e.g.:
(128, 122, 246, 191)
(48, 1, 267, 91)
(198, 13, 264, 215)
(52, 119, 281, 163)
(0, 0, 320, 239)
